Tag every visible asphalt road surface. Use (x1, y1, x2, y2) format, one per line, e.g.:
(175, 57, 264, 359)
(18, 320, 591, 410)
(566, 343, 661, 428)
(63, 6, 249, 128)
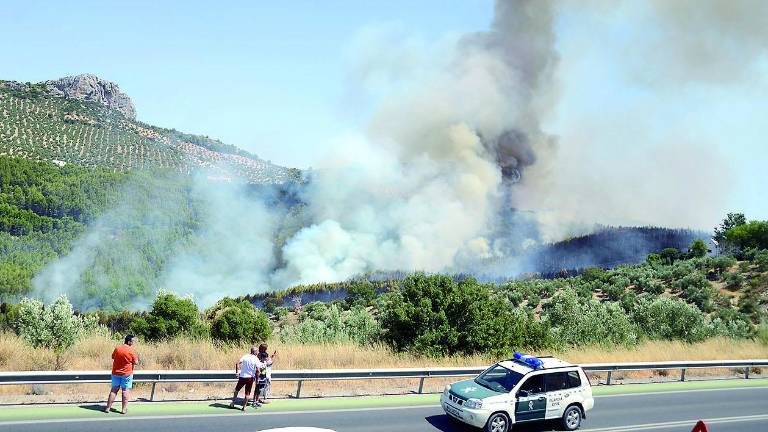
(2, 387, 767, 432)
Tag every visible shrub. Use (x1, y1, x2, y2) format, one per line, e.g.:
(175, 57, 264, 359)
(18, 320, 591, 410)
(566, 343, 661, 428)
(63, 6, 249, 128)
(620, 291, 638, 313)
(279, 303, 343, 344)
(646, 253, 661, 265)
(710, 309, 755, 339)
(757, 322, 768, 345)
(724, 220, 768, 252)
(711, 256, 737, 275)
(581, 267, 606, 282)
(130, 291, 208, 341)
(631, 297, 710, 342)
(689, 239, 708, 258)
(208, 299, 271, 344)
(343, 306, 381, 345)
(17, 295, 102, 369)
(738, 293, 761, 323)
(345, 280, 377, 307)
(753, 250, 768, 272)
(660, 248, 680, 265)
(675, 273, 715, 311)
(261, 295, 281, 314)
(0, 302, 19, 332)
(723, 272, 743, 289)
(378, 274, 552, 357)
(273, 306, 290, 321)
(603, 283, 624, 302)
(542, 288, 637, 347)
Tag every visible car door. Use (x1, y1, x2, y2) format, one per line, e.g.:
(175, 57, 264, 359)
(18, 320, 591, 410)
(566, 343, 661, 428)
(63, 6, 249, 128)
(544, 371, 571, 418)
(514, 374, 546, 422)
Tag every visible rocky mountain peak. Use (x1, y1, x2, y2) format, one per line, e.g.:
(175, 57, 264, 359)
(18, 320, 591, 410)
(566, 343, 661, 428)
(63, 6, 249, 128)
(43, 74, 136, 120)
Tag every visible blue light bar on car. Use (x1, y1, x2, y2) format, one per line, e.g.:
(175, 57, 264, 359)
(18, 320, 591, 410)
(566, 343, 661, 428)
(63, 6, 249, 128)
(513, 352, 544, 369)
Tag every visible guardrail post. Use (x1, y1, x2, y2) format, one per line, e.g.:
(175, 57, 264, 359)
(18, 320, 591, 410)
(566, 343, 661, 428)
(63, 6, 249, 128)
(606, 371, 612, 385)
(150, 382, 157, 401)
(417, 377, 425, 394)
(745, 368, 750, 380)
(680, 368, 686, 382)
(296, 380, 303, 398)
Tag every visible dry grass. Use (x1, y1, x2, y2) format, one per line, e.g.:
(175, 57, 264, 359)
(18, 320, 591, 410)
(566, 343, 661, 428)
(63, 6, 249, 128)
(553, 338, 767, 364)
(0, 333, 765, 403)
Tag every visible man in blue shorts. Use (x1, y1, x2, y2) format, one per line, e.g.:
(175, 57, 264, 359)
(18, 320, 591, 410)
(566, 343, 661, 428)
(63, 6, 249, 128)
(105, 335, 139, 414)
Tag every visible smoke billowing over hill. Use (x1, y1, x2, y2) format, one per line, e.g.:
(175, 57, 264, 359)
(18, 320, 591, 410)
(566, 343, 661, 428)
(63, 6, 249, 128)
(30, 0, 757, 309)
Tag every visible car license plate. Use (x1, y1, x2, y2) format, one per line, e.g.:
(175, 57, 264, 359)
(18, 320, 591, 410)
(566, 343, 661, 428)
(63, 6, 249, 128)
(445, 404, 462, 419)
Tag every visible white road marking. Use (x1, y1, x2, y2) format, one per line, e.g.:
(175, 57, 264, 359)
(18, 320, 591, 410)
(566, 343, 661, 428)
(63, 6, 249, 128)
(0, 404, 437, 426)
(594, 384, 768, 398)
(584, 413, 768, 431)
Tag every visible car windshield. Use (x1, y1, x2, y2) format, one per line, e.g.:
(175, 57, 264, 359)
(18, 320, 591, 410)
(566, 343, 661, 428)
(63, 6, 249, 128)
(474, 364, 524, 393)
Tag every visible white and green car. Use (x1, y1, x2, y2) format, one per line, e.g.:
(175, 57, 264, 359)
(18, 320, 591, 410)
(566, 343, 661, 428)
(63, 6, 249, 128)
(440, 354, 594, 432)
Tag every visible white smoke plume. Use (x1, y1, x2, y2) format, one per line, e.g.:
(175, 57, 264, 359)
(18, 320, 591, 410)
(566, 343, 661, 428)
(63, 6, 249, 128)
(272, 0, 559, 286)
(32, 0, 765, 308)
(159, 174, 277, 306)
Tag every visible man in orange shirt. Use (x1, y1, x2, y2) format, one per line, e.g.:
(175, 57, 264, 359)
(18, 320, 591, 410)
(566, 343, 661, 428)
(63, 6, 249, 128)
(105, 335, 139, 414)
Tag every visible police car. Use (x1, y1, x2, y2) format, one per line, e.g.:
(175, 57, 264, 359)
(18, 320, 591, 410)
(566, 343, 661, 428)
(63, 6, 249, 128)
(440, 353, 594, 432)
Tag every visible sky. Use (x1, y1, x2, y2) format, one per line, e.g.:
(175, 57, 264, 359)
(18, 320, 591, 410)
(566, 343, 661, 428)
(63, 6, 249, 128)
(1, 0, 766, 227)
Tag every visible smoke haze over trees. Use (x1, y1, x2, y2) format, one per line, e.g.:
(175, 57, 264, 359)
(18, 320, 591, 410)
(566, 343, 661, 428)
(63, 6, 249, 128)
(2, 0, 766, 309)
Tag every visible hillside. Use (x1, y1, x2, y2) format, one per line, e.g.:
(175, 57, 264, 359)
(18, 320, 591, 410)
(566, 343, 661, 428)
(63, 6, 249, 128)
(0, 75, 300, 184)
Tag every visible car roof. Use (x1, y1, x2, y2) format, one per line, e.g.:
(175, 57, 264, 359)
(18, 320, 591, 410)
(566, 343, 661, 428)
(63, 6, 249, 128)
(498, 356, 574, 374)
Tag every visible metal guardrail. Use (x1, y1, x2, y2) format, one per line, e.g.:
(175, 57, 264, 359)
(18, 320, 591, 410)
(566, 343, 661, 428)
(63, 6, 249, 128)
(0, 360, 765, 400)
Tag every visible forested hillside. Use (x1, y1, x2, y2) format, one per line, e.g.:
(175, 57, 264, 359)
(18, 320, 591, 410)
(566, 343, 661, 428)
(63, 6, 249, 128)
(0, 78, 300, 184)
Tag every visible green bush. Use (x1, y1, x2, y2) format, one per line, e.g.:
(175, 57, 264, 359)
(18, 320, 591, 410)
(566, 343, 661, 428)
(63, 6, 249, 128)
(279, 303, 381, 345)
(753, 250, 768, 272)
(343, 306, 381, 345)
(689, 239, 708, 258)
(378, 274, 551, 357)
(646, 253, 662, 265)
(581, 267, 606, 282)
(631, 297, 710, 342)
(723, 272, 743, 289)
(757, 322, 768, 345)
(710, 308, 755, 339)
(345, 280, 377, 307)
(602, 283, 624, 302)
(660, 248, 680, 265)
(711, 256, 737, 275)
(17, 295, 103, 368)
(0, 302, 19, 332)
(675, 273, 715, 311)
(542, 288, 637, 347)
(130, 291, 208, 341)
(725, 220, 768, 252)
(208, 298, 271, 344)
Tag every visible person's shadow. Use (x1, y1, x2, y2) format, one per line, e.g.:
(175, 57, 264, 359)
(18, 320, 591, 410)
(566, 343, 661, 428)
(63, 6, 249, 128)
(424, 415, 561, 431)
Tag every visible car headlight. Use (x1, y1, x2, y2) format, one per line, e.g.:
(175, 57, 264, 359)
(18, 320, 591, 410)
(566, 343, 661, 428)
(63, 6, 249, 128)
(465, 398, 483, 409)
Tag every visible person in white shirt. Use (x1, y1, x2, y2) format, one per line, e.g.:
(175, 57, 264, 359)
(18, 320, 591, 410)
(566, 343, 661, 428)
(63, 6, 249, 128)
(230, 346, 262, 411)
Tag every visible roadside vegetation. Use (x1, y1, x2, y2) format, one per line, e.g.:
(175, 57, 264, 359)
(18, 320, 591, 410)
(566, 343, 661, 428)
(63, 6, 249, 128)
(0, 212, 766, 371)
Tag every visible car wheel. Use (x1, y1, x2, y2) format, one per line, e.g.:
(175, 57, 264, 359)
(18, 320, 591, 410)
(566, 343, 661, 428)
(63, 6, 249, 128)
(561, 405, 582, 430)
(484, 412, 510, 432)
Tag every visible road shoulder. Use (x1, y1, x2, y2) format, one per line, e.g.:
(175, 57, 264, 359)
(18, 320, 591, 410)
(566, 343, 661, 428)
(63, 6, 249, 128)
(0, 378, 766, 423)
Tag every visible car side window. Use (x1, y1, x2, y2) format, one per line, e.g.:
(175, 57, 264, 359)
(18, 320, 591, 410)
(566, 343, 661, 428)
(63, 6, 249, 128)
(545, 372, 569, 392)
(567, 370, 582, 388)
(518, 374, 544, 395)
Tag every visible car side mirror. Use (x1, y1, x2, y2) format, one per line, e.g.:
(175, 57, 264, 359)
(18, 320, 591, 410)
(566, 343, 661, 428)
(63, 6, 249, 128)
(517, 390, 529, 397)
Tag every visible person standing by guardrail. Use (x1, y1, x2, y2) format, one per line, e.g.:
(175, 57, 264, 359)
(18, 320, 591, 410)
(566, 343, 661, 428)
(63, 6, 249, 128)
(105, 334, 139, 414)
(230, 346, 261, 411)
(255, 343, 277, 405)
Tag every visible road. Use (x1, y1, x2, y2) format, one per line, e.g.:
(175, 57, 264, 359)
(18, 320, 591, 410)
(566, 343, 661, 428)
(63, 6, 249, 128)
(2, 387, 767, 432)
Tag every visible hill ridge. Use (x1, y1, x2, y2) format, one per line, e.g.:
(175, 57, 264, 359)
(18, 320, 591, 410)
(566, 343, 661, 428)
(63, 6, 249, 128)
(0, 75, 299, 184)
